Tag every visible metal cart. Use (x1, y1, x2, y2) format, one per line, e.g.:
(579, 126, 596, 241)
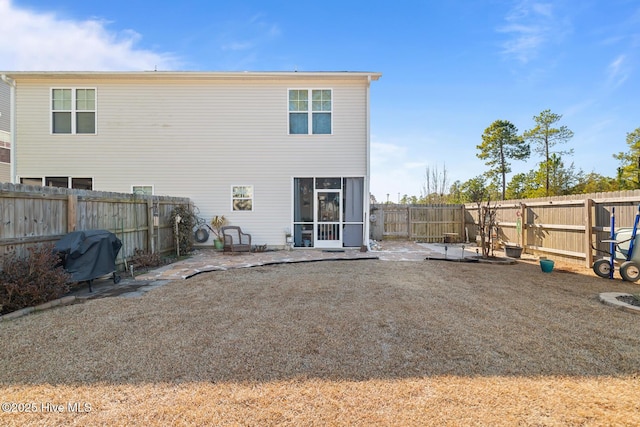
(592, 205, 640, 282)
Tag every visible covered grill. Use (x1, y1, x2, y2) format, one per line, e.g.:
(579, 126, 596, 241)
(54, 230, 122, 291)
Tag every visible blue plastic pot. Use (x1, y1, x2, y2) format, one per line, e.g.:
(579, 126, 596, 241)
(540, 259, 554, 273)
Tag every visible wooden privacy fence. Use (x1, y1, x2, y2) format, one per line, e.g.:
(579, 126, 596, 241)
(466, 191, 640, 266)
(373, 190, 640, 266)
(371, 204, 466, 243)
(0, 183, 191, 266)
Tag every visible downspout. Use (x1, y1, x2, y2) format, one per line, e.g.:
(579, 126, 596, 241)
(364, 75, 371, 249)
(1, 74, 17, 183)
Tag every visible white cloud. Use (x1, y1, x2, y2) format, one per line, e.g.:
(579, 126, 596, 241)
(369, 134, 480, 202)
(497, 1, 567, 64)
(218, 14, 281, 54)
(562, 99, 596, 118)
(403, 161, 428, 170)
(370, 141, 413, 200)
(500, 31, 545, 63)
(221, 42, 255, 52)
(0, 0, 178, 71)
(530, 2, 553, 18)
(606, 54, 630, 89)
(370, 140, 430, 201)
(371, 141, 406, 157)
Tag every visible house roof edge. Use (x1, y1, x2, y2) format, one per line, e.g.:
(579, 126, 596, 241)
(1, 71, 382, 81)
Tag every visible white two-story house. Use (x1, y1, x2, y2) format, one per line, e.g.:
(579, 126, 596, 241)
(1, 71, 381, 249)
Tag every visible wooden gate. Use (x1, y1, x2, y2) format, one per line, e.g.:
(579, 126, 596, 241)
(375, 204, 465, 242)
(409, 204, 465, 242)
(382, 206, 409, 238)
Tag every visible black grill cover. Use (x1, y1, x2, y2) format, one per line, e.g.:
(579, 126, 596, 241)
(54, 230, 122, 282)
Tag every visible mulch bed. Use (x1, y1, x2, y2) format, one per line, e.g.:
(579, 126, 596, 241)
(617, 294, 640, 307)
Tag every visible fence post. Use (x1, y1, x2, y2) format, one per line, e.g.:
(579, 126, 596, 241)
(520, 203, 527, 251)
(407, 205, 412, 240)
(147, 198, 154, 254)
(584, 198, 594, 268)
(67, 194, 77, 232)
(460, 205, 466, 242)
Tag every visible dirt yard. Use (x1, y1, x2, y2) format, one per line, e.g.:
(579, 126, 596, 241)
(1, 259, 639, 426)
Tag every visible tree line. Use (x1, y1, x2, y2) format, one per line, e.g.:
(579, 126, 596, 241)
(385, 109, 640, 204)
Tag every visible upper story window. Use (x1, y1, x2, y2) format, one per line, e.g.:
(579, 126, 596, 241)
(52, 88, 96, 134)
(288, 89, 332, 135)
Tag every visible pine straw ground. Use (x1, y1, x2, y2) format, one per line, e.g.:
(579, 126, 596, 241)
(1, 259, 640, 426)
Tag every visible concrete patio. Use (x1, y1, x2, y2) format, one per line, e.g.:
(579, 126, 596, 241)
(62, 240, 521, 301)
(135, 240, 485, 281)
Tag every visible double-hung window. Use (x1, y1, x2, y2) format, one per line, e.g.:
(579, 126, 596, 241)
(232, 185, 253, 211)
(52, 88, 96, 134)
(288, 89, 332, 135)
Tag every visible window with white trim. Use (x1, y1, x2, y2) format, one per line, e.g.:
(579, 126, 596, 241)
(232, 185, 253, 211)
(20, 176, 93, 190)
(52, 88, 96, 134)
(132, 185, 154, 196)
(288, 89, 332, 135)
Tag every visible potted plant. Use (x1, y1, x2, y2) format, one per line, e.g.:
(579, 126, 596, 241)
(504, 244, 523, 258)
(210, 215, 227, 250)
(285, 231, 293, 251)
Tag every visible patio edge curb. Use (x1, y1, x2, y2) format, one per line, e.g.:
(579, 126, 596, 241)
(599, 292, 640, 314)
(1, 296, 77, 322)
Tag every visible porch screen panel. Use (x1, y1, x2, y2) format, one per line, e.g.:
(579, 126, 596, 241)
(294, 178, 313, 222)
(294, 178, 314, 247)
(343, 178, 364, 246)
(343, 225, 363, 247)
(344, 178, 363, 221)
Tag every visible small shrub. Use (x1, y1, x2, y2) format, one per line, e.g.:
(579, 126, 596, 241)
(170, 205, 197, 255)
(130, 248, 163, 269)
(0, 244, 72, 315)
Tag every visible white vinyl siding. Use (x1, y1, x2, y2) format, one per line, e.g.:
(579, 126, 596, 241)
(0, 82, 10, 132)
(13, 73, 376, 246)
(0, 164, 10, 181)
(0, 80, 10, 181)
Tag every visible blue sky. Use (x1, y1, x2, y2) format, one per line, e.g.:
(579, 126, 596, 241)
(1, 0, 638, 202)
